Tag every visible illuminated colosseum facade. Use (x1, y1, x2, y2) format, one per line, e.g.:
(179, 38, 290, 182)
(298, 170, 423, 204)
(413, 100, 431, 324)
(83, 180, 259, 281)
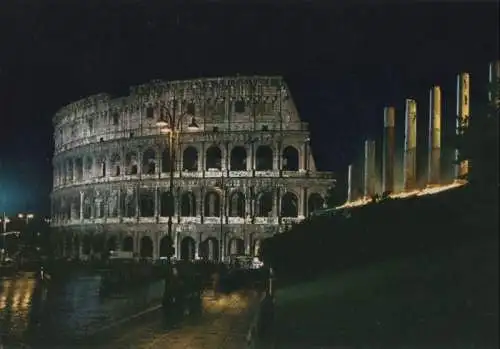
(50, 76, 334, 261)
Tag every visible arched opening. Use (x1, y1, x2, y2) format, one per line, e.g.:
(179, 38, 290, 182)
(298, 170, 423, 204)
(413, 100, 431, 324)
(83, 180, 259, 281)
(140, 236, 153, 258)
(106, 236, 117, 252)
(159, 235, 174, 258)
(160, 191, 174, 217)
(161, 148, 171, 173)
(199, 237, 219, 261)
(96, 199, 105, 218)
(256, 191, 273, 217)
(228, 238, 245, 256)
(125, 152, 138, 175)
(229, 192, 245, 217)
(183, 146, 198, 171)
(110, 153, 121, 176)
(125, 192, 136, 218)
(74, 158, 84, 181)
(82, 235, 92, 255)
(180, 236, 196, 261)
(281, 192, 299, 217)
(139, 191, 155, 217)
(256, 145, 273, 171)
(97, 156, 106, 177)
(84, 156, 93, 179)
(66, 159, 74, 182)
(108, 195, 118, 217)
(282, 146, 299, 171)
(308, 193, 324, 216)
(181, 192, 196, 216)
(122, 236, 134, 252)
(230, 146, 247, 171)
(83, 197, 92, 219)
(71, 196, 80, 220)
(252, 239, 261, 257)
(204, 191, 221, 217)
(142, 148, 156, 175)
(206, 145, 222, 170)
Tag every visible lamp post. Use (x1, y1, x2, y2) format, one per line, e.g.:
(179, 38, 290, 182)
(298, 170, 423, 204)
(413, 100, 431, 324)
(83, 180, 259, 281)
(156, 96, 199, 263)
(18, 213, 35, 225)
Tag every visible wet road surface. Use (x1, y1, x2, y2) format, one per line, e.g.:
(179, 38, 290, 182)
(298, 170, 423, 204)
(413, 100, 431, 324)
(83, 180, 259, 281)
(0, 272, 164, 347)
(96, 290, 260, 349)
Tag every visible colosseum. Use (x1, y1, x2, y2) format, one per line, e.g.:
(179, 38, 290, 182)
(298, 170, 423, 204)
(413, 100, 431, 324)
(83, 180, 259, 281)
(50, 76, 335, 262)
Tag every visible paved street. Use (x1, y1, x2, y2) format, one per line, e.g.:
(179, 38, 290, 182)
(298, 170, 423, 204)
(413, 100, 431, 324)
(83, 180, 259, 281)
(96, 290, 260, 349)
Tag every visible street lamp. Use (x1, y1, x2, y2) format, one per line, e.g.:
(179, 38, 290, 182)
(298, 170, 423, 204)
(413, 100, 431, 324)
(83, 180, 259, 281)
(18, 213, 35, 225)
(156, 97, 200, 262)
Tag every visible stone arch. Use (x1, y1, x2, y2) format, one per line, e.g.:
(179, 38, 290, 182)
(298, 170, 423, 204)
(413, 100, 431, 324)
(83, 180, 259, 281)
(95, 197, 106, 218)
(160, 191, 174, 217)
(230, 146, 247, 171)
(125, 151, 138, 175)
(180, 236, 196, 261)
(96, 155, 107, 178)
(122, 235, 134, 252)
(140, 236, 153, 258)
(282, 146, 299, 171)
(252, 238, 261, 257)
(83, 194, 92, 219)
(66, 158, 74, 182)
(308, 193, 324, 216)
(107, 193, 119, 217)
(229, 191, 245, 217)
(139, 190, 154, 217)
(228, 237, 245, 256)
(199, 237, 219, 261)
(256, 191, 273, 217)
(74, 158, 84, 181)
(110, 153, 121, 176)
(181, 192, 196, 216)
(256, 145, 273, 171)
(281, 192, 299, 217)
(159, 235, 174, 258)
(106, 235, 117, 252)
(84, 156, 93, 179)
(161, 148, 171, 173)
(206, 145, 222, 170)
(142, 148, 156, 175)
(125, 191, 136, 217)
(71, 195, 81, 220)
(183, 146, 198, 171)
(204, 191, 221, 217)
(82, 235, 92, 255)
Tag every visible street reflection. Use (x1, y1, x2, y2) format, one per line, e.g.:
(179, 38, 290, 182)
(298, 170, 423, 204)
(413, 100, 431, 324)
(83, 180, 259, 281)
(0, 275, 38, 340)
(0, 273, 165, 346)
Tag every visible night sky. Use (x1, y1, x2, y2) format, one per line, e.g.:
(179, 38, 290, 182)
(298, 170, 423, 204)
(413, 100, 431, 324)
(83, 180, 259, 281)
(0, 2, 498, 215)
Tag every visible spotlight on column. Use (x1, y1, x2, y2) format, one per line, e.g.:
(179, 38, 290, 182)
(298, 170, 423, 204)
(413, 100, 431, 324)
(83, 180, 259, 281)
(428, 86, 442, 186)
(363, 140, 376, 198)
(382, 107, 396, 194)
(454, 73, 470, 180)
(404, 99, 417, 191)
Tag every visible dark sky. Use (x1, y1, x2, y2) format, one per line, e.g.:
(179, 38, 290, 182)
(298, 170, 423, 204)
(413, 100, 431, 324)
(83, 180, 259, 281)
(0, 2, 498, 215)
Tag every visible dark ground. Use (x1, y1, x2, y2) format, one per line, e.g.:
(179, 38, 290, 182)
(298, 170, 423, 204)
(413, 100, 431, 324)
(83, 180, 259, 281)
(269, 234, 498, 349)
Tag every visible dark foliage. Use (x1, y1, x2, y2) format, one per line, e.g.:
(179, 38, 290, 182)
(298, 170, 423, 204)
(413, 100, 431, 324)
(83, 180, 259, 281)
(261, 184, 498, 285)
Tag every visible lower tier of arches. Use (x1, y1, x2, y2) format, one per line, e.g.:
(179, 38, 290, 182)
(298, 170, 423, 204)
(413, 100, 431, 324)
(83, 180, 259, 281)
(51, 223, 274, 262)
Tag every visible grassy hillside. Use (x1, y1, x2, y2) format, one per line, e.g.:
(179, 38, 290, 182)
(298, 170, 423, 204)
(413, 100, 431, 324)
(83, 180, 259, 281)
(272, 234, 498, 348)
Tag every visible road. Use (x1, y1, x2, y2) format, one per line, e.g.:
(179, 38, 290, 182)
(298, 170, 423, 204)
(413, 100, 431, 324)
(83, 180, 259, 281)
(96, 290, 260, 349)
